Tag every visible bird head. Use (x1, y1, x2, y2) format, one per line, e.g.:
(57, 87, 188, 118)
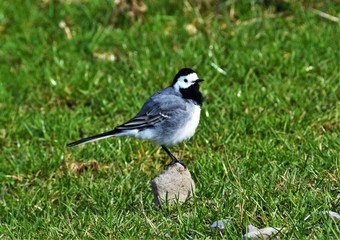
(172, 68, 204, 92)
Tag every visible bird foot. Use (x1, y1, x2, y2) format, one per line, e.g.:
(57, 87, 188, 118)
(168, 159, 187, 169)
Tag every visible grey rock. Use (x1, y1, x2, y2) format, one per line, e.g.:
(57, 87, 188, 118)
(211, 219, 232, 232)
(244, 224, 282, 239)
(151, 163, 195, 205)
(246, 224, 259, 233)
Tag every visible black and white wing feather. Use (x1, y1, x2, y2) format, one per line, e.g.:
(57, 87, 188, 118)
(115, 112, 170, 131)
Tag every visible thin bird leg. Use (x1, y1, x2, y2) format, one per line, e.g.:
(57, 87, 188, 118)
(161, 146, 186, 168)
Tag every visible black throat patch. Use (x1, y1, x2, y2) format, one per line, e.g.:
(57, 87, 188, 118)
(179, 83, 204, 106)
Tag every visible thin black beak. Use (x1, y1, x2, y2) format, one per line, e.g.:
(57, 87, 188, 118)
(195, 79, 204, 83)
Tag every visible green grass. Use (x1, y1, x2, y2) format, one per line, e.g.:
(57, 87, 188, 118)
(0, 0, 339, 238)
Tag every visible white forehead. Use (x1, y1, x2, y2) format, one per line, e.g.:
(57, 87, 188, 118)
(178, 72, 199, 82)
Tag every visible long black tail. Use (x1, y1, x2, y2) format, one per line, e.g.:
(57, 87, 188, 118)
(67, 129, 120, 147)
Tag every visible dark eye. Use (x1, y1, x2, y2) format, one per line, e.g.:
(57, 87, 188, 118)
(184, 79, 188, 83)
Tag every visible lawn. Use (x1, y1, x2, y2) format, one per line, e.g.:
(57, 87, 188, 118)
(0, 0, 339, 238)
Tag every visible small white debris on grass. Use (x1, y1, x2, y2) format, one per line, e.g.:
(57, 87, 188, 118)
(312, 8, 340, 23)
(210, 62, 227, 75)
(305, 65, 314, 72)
(321, 211, 340, 220)
(304, 210, 340, 221)
(205, 109, 209, 118)
(208, 45, 213, 58)
(237, 90, 242, 97)
(50, 78, 57, 86)
(93, 52, 116, 62)
(59, 20, 73, 39)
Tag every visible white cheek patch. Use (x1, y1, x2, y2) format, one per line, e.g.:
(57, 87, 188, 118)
(174, 73, 199, 91)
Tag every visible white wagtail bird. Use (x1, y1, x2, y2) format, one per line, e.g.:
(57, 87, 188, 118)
(67, 68, 204, 168)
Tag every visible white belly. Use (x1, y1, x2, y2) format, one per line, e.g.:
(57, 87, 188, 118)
(168, 105, 201, 145)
